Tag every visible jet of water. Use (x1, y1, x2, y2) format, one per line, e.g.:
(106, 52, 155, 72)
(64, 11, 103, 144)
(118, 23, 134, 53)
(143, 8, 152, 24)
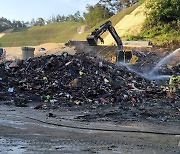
(118, 62, 172, 83)
(116, 48, 180, 83)
(150, 48, 180, 75)
(117, 62, 150, 80)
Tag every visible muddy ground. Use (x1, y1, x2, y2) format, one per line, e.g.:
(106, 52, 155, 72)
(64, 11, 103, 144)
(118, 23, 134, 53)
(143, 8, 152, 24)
(0, 104, 180, 153)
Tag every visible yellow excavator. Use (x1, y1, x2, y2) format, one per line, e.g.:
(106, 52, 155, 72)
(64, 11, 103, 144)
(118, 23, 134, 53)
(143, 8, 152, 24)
(86, 21, 138, 64)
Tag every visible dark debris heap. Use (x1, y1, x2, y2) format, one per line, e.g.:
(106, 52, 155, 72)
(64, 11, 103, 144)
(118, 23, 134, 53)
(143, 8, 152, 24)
(0, 52, 179, 122)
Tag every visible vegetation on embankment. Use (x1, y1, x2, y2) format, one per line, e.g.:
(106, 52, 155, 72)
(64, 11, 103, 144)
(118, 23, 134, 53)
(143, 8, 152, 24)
(73, 2, 142, 40)
(127, 0, 180, 46)
(0, 22, 82, 47)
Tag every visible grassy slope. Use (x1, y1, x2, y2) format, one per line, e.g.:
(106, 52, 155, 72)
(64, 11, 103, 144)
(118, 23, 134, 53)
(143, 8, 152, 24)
(0, 1, 144, 47)
(0, 22, 82, 47)
(73, 2, 142, 40)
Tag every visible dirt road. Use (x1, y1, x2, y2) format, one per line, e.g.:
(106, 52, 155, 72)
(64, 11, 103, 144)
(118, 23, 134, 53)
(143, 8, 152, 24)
(0, 105, 179, 153)
(3, 43, 76, 60)
(0, 29, 14, 38)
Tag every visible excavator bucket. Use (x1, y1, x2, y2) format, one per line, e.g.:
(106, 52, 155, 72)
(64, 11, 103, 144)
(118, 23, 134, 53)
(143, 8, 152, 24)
(87, 35, 98, 46)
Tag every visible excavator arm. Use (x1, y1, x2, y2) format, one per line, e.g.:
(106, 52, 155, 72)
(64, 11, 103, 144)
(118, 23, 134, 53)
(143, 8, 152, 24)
(86, 20, 138, 64)
(86, 21, 124, 62)
(87, 21, 123, 49)
(87, 21, 110, 46)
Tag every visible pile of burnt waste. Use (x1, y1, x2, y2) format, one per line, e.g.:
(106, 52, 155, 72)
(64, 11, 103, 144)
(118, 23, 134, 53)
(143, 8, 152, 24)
(130, 50, 160, 72)
(0, 52, 179, 122)
(128, 50, 179, 76)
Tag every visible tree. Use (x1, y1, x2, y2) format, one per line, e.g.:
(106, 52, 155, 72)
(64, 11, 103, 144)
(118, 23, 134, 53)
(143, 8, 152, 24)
(0, 17, 12, 32)
(74, 11, 81, 21)
(145, 0, 180, 25)
(56, 15, 62, 22)
(30, 18, 36, 26)
(84, 3, 113, 27)
(99, 0, 139, 12)
(68, 15, 76, 21)
(142, 0, 180, 39)
(99, 0, 120, 13)
(35, 18, 45, 26)
(12, 20, 23, 28)
(0, 17, 29, 32)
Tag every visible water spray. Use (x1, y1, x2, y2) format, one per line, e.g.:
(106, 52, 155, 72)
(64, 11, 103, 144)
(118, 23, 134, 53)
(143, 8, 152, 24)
(150, 48, 180, 75)
(117, 48, 180, 83)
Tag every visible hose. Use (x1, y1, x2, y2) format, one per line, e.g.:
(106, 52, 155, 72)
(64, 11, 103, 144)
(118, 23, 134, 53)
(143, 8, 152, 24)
(26, 117, 180, 136)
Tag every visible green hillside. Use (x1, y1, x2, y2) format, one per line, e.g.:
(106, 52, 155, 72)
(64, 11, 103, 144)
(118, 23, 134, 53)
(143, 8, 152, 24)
(0, 22, 82, 47)
(73, 2, 141, 40)
(1, 0, 178, 47)
(0, 1, 142, 47)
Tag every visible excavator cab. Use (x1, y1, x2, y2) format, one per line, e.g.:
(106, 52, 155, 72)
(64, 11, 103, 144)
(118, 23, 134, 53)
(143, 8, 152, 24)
(86, 20, 138, 65)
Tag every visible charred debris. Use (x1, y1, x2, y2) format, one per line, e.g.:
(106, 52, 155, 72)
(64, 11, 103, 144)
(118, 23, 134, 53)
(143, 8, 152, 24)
(0, 51, 179, 122)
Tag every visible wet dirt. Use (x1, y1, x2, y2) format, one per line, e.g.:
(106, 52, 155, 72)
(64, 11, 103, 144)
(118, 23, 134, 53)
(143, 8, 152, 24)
(0, 105, 180, 153)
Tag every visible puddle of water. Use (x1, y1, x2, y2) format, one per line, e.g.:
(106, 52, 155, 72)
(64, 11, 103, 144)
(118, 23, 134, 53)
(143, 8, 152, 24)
(0, 119, 25, 129)
(0, 138, 28, 153)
